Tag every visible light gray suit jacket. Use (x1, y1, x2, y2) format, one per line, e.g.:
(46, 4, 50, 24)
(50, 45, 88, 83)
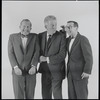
(8, 32, 40, 72)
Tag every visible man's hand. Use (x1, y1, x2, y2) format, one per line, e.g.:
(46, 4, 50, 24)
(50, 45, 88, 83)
(40, 56, 47, 62)
(60, 25, 65, 32)
(81, 72, 90, 79)
(14, 66, 22, 75)
(28, 66, 36, 75)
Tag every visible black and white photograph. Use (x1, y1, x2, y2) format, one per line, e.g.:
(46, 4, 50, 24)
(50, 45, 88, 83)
(2, 0, 98, 99)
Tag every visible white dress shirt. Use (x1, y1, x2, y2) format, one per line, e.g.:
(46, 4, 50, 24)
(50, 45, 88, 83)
(21, 37, 28, 49)
(47, 33, 52, 41)
(69, 37, 75, 52)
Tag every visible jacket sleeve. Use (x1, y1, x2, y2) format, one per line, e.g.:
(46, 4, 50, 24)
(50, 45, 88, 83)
(49, 34, 66, 64)
(31, 35, 40, 67)
(81, 36, 93, 74)
(8, 34, 18, 68)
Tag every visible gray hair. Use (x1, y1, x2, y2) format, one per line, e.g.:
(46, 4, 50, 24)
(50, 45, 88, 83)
(44, 15, 57, 25)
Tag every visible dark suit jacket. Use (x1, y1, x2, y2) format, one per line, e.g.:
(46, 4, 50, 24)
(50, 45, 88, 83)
(8, 32, 40, 72)
(66, 33, 93, 80)
(38, 31, 66, 80)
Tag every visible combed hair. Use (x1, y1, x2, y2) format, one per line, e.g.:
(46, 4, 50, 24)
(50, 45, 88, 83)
(20, 19, 32, 27)
(67, 21, 78, 28)
(44, 15, 57, 24)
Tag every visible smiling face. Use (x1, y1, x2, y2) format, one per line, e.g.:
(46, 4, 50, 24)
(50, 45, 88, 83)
(45, 19, 57, 35)
(19, 20, 32, 36)
(65, 22, 78, 37)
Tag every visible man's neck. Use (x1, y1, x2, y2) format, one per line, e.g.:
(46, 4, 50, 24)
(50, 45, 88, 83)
(47, 30, 56, 36)
(21, 32, 29, 36)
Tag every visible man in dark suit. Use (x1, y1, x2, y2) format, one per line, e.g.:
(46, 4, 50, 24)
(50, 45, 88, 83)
(65, 21, 93, 99)
(38, 15, 66, 99)
(8, 19, 39, 99)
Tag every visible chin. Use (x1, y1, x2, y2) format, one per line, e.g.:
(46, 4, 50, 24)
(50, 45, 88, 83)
(23, 32, 29, 35)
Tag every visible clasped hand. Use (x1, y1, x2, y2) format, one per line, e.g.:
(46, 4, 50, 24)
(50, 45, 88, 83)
(14, 65, 36, 75)
(40, 56, 47, 62)
(40, 56, 50, 63)
(14, 66, 22, 75)
(28, 66, 36, 75)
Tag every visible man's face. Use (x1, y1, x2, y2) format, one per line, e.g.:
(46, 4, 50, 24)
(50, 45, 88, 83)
(20, 21, 31, 35)
(45, 20, 57, 35)
(65, 22, 77, 36)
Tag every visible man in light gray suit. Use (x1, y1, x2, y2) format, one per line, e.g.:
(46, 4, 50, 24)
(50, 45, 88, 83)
(8, 19, 39, 99)
(65, 21, 93, 99)
(38, 15, 66, 99)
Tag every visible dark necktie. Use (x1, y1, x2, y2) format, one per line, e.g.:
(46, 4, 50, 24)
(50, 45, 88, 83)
(47, 35, 52, 47)
(44, 35, 52, 56)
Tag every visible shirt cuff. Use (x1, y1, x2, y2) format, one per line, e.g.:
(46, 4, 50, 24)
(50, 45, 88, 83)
(47, 57, 50, 63)
(31, 65, 36, 68)
(14, 65, 18, 69)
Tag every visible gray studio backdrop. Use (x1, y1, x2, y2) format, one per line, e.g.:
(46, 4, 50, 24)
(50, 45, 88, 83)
(2, 1, 98, 99)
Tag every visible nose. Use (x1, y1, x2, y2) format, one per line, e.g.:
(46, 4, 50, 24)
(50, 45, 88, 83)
(24, 27, 28, 30)
(52, 25, 56, 29)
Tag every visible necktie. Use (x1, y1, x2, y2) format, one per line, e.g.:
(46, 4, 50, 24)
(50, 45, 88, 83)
(47, 35, 52, 47)
(44, 35, 52, 56)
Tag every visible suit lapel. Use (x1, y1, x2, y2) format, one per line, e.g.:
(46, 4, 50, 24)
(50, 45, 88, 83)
(70, 33, 80, 54)
(66, 36, 71, 56)
(17, 33, 33, 54)
(25, 34, 32, 48)
(25, 34, 33, 54)
(17, 33, 25, 54)
(17, 33, 23, 46)
(42, 32, 47, 55)
(48, 31, 57, 49)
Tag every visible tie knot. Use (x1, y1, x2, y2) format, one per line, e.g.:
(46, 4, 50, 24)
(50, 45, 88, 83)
(49, 35, 52, 38)
(70, 36, 74, 40)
